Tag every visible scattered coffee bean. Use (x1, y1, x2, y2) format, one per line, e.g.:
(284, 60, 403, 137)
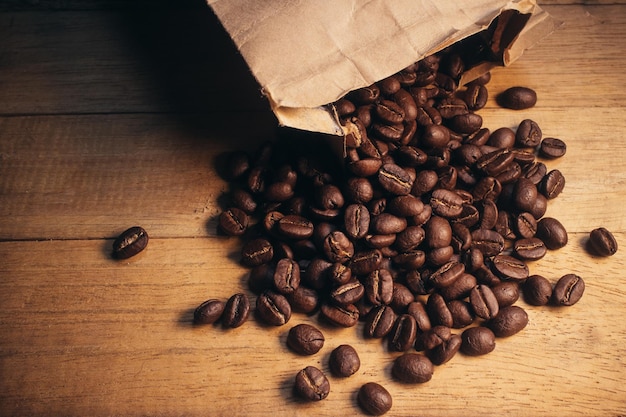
(294, 366, 330, 401)
(461, 326, 496, 356)
(552, 274, 585, 306)
(357, 382, 392, 416)
(523, 275, 553, 306)
(287, 323, 325, 355)
(588, 227, 618, 257)
(112, 226, 148, 259)
(487, 305, 528, 337)
(497, 86, 537, 110)
(256, 290, 291, 326)
(392, 353, 434, 383)
(537, 217, 568, 250)
(329, 344, 360, 377)
(222, 293, 250, 328)
(193, 299, 225, 325)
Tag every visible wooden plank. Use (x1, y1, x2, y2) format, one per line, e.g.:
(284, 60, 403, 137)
(0, 237, 624, 416)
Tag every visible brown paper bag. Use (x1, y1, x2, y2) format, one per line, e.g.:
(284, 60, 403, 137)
(207, 0, 558, 136)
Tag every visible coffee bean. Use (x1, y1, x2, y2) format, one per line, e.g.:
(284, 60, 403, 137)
(428, 333, 462, 365)
(487, 305, 528, 337)
(376, 99, 406, 124)
(487, 127, 516, 148)
(392, 353, 434, 383)
(357, 382, 392, 416)
(552, 274, 585, 306)
(539, 137, 567, 159)
(426, 293, 453, 327)
(294, 366, 330, 401)
(469, 284, 499, 320)
(448, 300, 475, 328)
(464, 83, 488, 111)
(491, 281, 520, 307)
(588, 227, 618, 257)
(270, 259, 300, 296)
(112, 226, 149, 259)
(539, 169, 565, 199)
(513, 178, 538, 212)
(344, 204, 370, 239)
(329, 344, 360, 377)
(256, 290, 291, 326)
(241, 238, 274, 267)
(320, 302, 359, 327)
(515, 212, 537, 239)
(330, 280, 365, 306)
(430, 189, 463, 218)
(378, 163, 413, 195)
(449, 113, 483, 134)
(364, 305, 397, 338)
(222, 293, 250, 328)
(537, 217, 568, 250)
(516, 119, 542, 148)
(514, 237, 547, 260)
(225, 150, 250, 180)
(287, 286, 320, 314)
(415, 325, 451, 351)
(276, 215, 314, 240)
(388, 314, 418, 352)
(491, 254, 529, 281)
(497, 86, 537, 110)
(429, 261, 465, 288)
(471, 228, 505, 257)
(370, 213, 408, 235)
(231, 189, 257, 214)
(193, 299, 225, 325)
(523, 275, 553, 306)
(323, 231, 354, 263)
(461, 326, 496, 356)
(287, 323, 325, 355)
(350, 249, 383, 276)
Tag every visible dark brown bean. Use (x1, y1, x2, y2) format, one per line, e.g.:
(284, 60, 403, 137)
(320, 302, 359, 327)
(537, 217, 568, 250)
(514, 237, 547, 260)
(540, 169, 566, 199)
(516, 119, 542, 148)
(294, 366, 330, 401)
(469, 284, 499, 320)
(523, 275, 553, 306)
(344, 204, 370, 240)
(241, 238, 274, 267)
(329, 345, 360, 377)
(491, 254, 529, 281)
(287, 323, 325, 355)
(193, 299, 225, 325)
(378, 163, 413, 195)
(430, 189, 464, 218)
(491, 281, 520, 307)
(364, 305, 397, 338)
(497, 86, 537, 110)
(588, 227, 618, 257)
(273, 258, 300, 295)
(357, 382, 392, 416)
(112, 226, 149, 259)
(256, 290, 291, 326)
(428, 333, 462, 365)
(487, 305, 528, 337)
(388, 314, 418, 352)
(392, 353, 434, 384)
(461, 326, 496, 356)
(222, 293, 250, 328)
(552, 274, 585, 306)
(323, 231, 354, 263)
(539, 137, 567, 159)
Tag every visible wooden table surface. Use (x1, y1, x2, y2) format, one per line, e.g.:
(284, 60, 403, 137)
(1, 1, 625, 416)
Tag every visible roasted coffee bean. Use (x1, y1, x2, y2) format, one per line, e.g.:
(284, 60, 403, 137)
(540, 169, 565, 199)
(390, 283, 415, 312)
(450, 223, 472, 253)
(294, 366, 330, 402)
(331, 280, 365, 306)
(370, 213, 408, 235)
(327, 263, 351, 286)
(388, 314, 418, 352)
(264, 181, 294, 202)
(344, 204, 370, 240)
(364, 305, 396, 338)
(487, 305, 528, 337)
(287, 323, 325, 355)
(273, 258, 300, 295)
(303, 258, 332, 290)
(513, 177, 538, 212)
(241, 238, 274, 267)
(429, 261, 464, 288)
(392, 353, 434, 384)
(394, 226, 425, 252)
(193, 299, 225, 325)
(323, 231, 354, 263)
(487, 127, 516, 148)
(471, 228, 504, 257)
(472, 176, 502, 201)
(426, 245, 454, 266)
(416, 105, 442, 126)
(334, 98, 356, 117)
(476, 148, 514, 177)
(372, 122, 404, 142)
(231, 189, 257, 214)
(514, 237, 547, 260)
(378, 75, 402, 95)
(350, 249, 383, 276)
(364, 268, 394, 306)
(552, 274, 585, 306)
(440, 272, 477, 301)
(497, 86, 537, 110)
(448, 299, 475, 328)
(357, 382, 392, 416)
(329, 344, 360, 377)
(428, 333, 462, 365)
(588, 227, 618, 257)
(530, 193, 548, 220)
(423, 215, 452, 249)
(478, 199, 499, 230)
(537, 217, 568, 250)
(515, 119, 542, 148)
(348, 84, 380, 104)
(288, 286, 320, 314)
(349, 157, 383, 177)
(426, 293, 453, 327)
(491, 254, 529, 281)
(430, 189, 463, 218)
(491, 281, 520, 307)
(449, 112, 482, 134)
(415, 325, 451, 351)
(276, 215, 314, 240)
(222, 293, 250, 328)
(539, 137, 567, 159)
(225, 150, 250, 180)
(522, 161, 547, 185)
(421, 124, 451, 148)
(376, 100, 405, 124)
(256, 290, 291, 326)
(515, 212, 537, 238)
(320, 302, 359, 327)
(436, 97, 467, 119)
(461, 326, 496, 356)
(246, 166, 267, 194)
(464, 83, 488, 111)
(378, 163, 413, 195)
(112, 226, 149, 259)
(315, 184, 345, 210)
(523, 274, 553, 306)
(469, 284, 499, 320)
(345, 177, 374, 204)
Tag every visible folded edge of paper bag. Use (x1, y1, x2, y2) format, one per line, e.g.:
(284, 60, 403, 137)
(208, 0, 558, 136)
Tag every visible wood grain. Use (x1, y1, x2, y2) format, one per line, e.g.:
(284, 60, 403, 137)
(1, 3, 626, 417)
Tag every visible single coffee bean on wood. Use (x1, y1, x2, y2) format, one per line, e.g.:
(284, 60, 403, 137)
(357, 382, 392, 416)
(294, 366, 330, 401)
(112, 226, 149, 259)
(391, 353, 434, 384)
(193, 299, 225, 325)
(329, 344, 360, 377)
(588, 227, 618, 257)
(552, 274, 585, 306)
(222, 293, 250, 328)
(287, 323, 325, 355)
(218, 208, 249, 236)
(461, 326, 496, 356)
(497, 86, 537, 110)
(536, 217, 568, 250)
(539, 137, 567, 159)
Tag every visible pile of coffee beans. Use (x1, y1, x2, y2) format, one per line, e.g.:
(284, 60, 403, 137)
(191, 47, 618, 415)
